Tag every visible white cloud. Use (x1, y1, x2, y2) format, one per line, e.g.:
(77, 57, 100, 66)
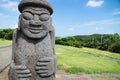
(68, 28, 74, 31)
(112, 9, 120, 15)
(1, 0, 9, 2)
(81, 18, 120, 27)
(0, 0, 19, 11)
(87, 0, 104, 7)
(11, 24, 18, 29)
(95, 27, 104, 30)
(113, 11, 120, 15)
(0, 12, 8, 17)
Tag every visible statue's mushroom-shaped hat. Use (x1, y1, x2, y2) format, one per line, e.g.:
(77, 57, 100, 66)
(18, 0, 53, 15)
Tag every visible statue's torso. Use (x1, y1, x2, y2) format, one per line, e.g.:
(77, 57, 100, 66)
(13, 32, 54, 80)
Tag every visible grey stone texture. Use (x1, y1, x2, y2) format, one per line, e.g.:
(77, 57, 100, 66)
(9, 0, 56, 80)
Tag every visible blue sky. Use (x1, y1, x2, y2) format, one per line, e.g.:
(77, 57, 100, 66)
(0, 0, 120, 37)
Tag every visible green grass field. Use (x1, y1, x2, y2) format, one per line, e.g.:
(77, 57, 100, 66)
(56, 45, 120, 74)
(0, 39, 12, 46)
(0, 39, 120, 74)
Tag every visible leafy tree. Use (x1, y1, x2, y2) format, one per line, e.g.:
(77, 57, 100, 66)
(109, 41, 120, 53)
(0, 28, 13, 40)
(55, 34, 120, 53)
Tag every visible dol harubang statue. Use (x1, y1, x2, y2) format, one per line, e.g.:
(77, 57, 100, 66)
(9, 0, 56, 80)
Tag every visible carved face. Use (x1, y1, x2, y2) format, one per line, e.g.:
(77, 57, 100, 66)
(20, 7, 51, 39)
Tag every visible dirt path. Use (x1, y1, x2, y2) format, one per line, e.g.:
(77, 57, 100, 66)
(0, 67, 120, 80)
(0, 46, 12, 72)
(0, 67, 9, 80)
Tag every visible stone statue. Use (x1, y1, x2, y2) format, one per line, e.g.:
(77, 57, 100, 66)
(9, 0, 56, 80)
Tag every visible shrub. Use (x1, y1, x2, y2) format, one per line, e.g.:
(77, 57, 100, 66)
(0, 28, 13, 40)
(109, 41, 120, 53)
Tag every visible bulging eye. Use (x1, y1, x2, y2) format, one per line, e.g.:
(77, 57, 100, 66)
(39, 13, 49, 21)
(22, 12, 33, 20)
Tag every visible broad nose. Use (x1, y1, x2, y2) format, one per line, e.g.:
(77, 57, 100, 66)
(29, 15, 41, 26)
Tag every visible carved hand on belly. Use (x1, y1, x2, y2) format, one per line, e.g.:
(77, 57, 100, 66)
(14, 66, 32, 80)
(35, 57, 56, 77)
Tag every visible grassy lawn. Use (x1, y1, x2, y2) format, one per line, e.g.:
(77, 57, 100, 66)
(0, 39, 120, 74)
(56, 45, 120, 74)
(0, 39, 12, 46)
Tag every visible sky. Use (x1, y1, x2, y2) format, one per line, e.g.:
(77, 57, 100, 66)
(0, 0, 120, 37)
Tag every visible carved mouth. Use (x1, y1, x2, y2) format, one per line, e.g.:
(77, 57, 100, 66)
(28, 27, 44, 34)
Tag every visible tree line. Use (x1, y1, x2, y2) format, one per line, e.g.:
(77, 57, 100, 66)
(0, 28, 120, 53)
(56, 34, 120, 53)
(0, 28, 13, 40)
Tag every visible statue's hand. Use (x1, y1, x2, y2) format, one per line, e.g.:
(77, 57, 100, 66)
(14, 66, 32, 80)
(35, 57, 56, 77)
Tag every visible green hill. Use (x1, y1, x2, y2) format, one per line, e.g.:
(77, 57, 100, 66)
(56, 33, 120, 53)
(0, 39, 120, 74)
(56, 45, 120, 74)
(0, 39, 12, 46)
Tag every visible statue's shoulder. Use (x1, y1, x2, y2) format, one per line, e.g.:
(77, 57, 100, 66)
(13, 28, 18, 34)
(13, 28, 20, 37)
(13, 28, 20, 41)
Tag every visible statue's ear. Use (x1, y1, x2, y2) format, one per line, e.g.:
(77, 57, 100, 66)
(49, 17, 54, 31)
(18, 15, 22, 31)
